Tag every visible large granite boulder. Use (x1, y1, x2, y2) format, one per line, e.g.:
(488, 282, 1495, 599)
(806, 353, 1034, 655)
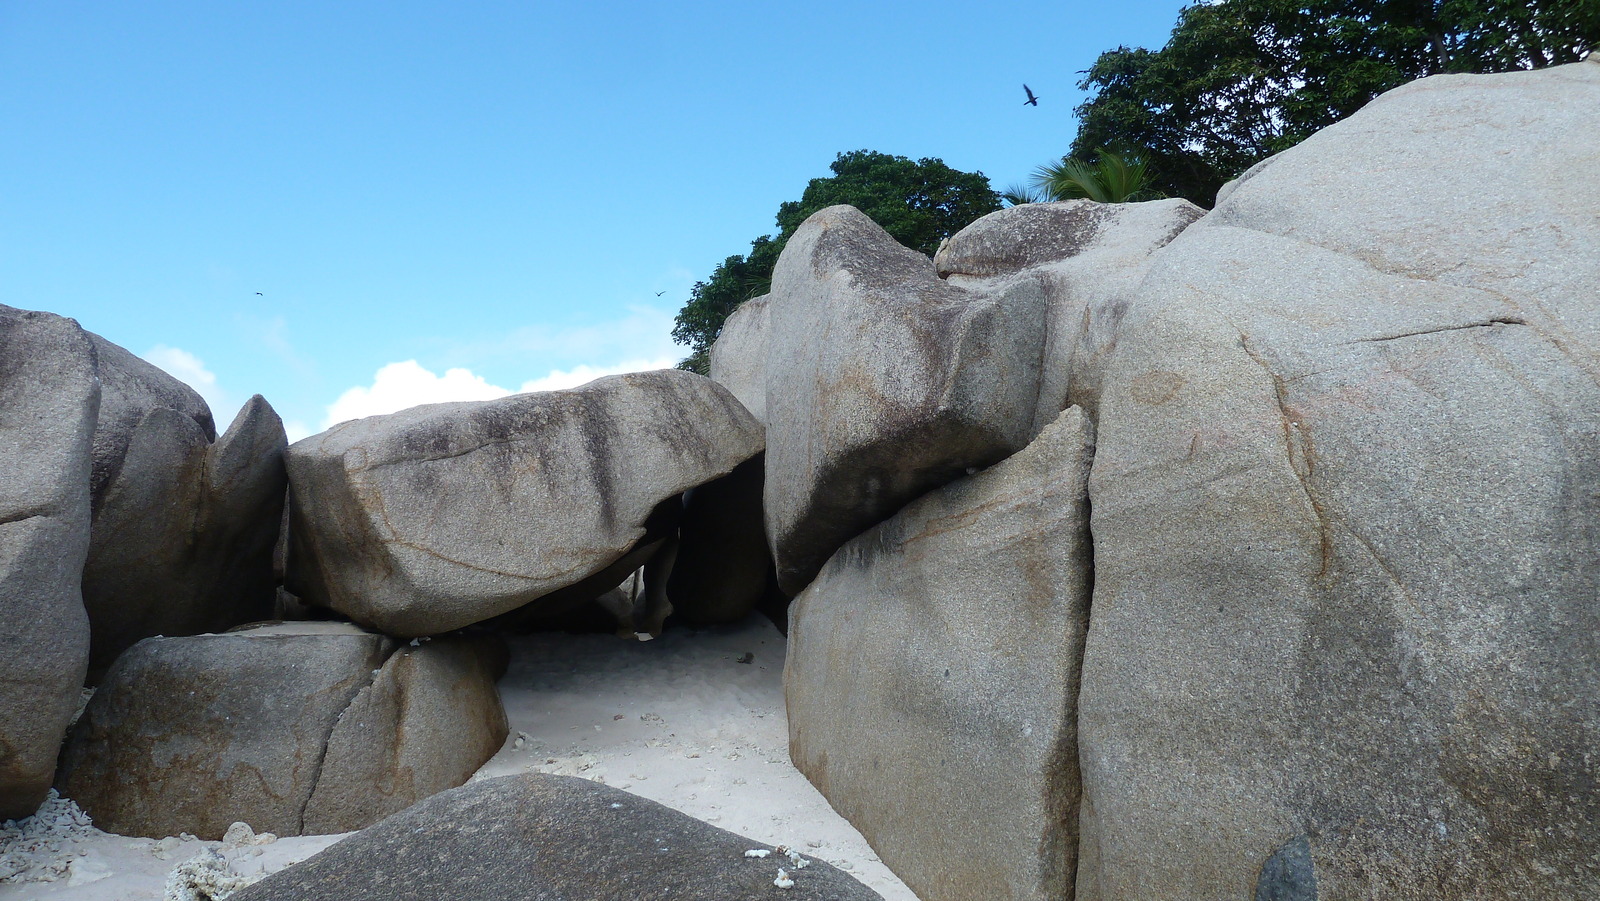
(56, 623, 506, 838)
(764, 205, 1048, 594)
(81, 395, 287, 678)
(1077, 59, 1600, 900)
(708, 293, 769, 424)
(0, 307, 99, 820)
(934, 198, 1205, 426)
(788, 407, 1095, 901)
(287, 370, 762, 637)
(233, 773, 886, 900)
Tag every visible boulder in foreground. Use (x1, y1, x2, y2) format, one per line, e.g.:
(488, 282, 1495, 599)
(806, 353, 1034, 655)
(1078, 59, 1600, 900)
(234, 773, 885, 900)
(0, 306, 99, 820)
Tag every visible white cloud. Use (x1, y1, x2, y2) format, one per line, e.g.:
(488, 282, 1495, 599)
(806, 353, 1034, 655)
(322, 360, 512, 429)
(143, 345, 234, 418)
(283, 420, 313, 444)
(320, 356, 680, 433)
(516, 357, 679, 394)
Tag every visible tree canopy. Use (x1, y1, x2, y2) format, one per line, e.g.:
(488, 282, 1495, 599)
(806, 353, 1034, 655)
(672, 150, 1000, 373)
(1072, 0, 1600, 204)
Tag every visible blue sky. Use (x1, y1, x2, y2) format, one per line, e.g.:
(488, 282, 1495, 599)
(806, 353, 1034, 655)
(2, 0, 1188, 440)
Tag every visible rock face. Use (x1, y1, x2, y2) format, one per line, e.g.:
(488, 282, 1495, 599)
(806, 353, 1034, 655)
(764, 205, 1047, 594)
(83, 332, 214, 503)
(934, 199, 1205, 427)
(302, 633, 508, 834)
(56, 623, 506, 838)
(0, 307, 99, 820)
(667, 454, 772, 625)
(788, 407, 1095, 901)
(286, 370, 764, 636)
(233, 773, 886, 901)
(81, 395, 288, 677)
(1077, 60, 1600, 900)
(708, 293, 769, 424)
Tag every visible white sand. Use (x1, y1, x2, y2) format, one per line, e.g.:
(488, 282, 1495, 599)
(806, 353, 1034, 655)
(0, 614, 917, 901)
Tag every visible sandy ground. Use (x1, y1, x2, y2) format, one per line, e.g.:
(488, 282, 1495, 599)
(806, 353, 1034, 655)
(0, 614, 917, 901)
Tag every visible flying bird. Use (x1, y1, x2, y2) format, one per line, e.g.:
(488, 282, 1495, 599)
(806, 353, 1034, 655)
(655, 291, 665, 296)
(1023, 84, 1039, 106)
(255, 292, 263, 295)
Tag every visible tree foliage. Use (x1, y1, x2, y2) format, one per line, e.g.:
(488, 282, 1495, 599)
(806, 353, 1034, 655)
(1030, 149, 1160, 203)
(1072, 0, 1600, 204)
(672, 151, 1000, 373)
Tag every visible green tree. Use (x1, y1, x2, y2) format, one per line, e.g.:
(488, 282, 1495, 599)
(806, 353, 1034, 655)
(672, 150, 1000, 373)
(1030, 148, 1160, 203)
(1072, 0, 1600, 205)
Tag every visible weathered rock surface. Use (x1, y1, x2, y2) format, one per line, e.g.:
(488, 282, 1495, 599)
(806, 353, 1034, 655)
(56, 623, 506, 838)
(302, 633, 508, 833)
(935, 199, 1205, 427)
(764, 205, 1047, 594)
(233, 773, 886, 900)
(1078, 60, 1600, 900)
(0, 307, 99, 820)
(708, 293, 769, 424)
(286, 369, 763, 636)
(788, 407, 1095, 901)
(667, 453, 772, 625)
(81, 395, 287, 678)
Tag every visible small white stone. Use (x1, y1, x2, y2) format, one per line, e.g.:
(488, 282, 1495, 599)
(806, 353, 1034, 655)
(744, 849, 771, 858)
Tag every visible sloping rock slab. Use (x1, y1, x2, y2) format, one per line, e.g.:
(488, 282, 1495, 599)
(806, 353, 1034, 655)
(233, 773, 885, 901)
(787, 407, 1095, 901)
(286, 369, 763, 636)
(764, 205, 1047, 594)
(82, 394, 287, 677)
(56, 623, 506, 838)
(1078, 60, 1600, 901)
(0, 307, 99, 819)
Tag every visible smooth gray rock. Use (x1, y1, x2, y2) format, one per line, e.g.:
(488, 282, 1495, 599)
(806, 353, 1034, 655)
(57, 624, 394, 838)
(1078, 61, 1600, 900)
(935, 199, 1205, 427)
(787, 407, 1095, 901)
(286, 370, 763, 636)
(233, 773, 886, 901)
(0, 307, 99, 819)
(667, 453, 771, 625)
(764, 205, 1047, 594)
(708, 293, 769, 424)
(81, 395, 287, 678)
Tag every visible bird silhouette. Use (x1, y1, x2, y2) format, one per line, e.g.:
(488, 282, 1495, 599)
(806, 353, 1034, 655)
(255, 292, 263, 295)
(655, 291, 664, 296)
(1023, 84, 1039, 106)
